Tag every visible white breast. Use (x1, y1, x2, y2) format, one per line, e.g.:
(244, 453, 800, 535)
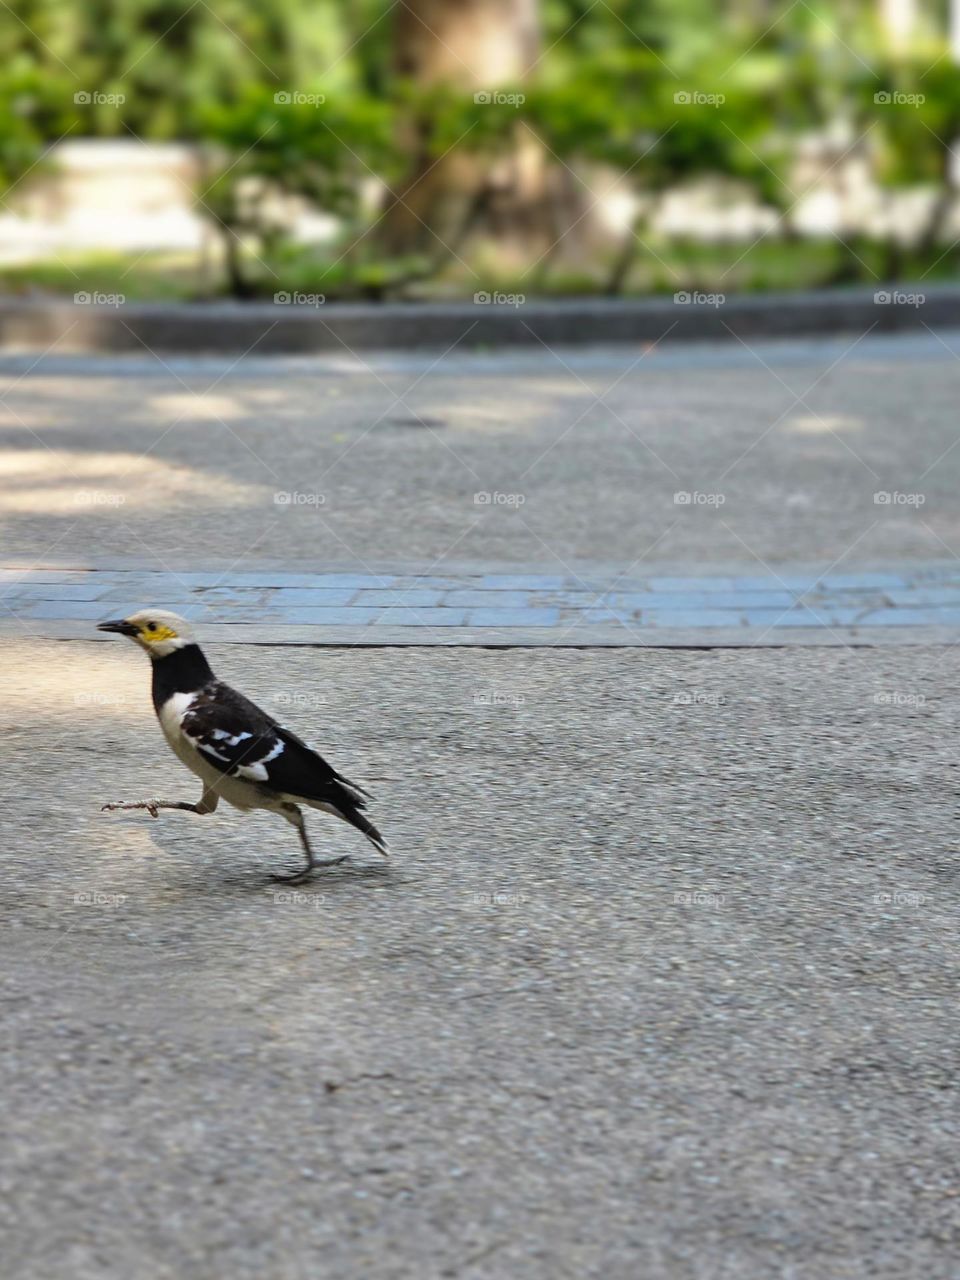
(156, 690, 215, 783)
(154, 689, 273, 811)
(157, 690, 196, 746)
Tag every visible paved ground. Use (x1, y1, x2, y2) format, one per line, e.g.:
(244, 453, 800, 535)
(3, 333, 960, 1278)
(2, 331, 960, 574)
(2, 637, 958, 1279)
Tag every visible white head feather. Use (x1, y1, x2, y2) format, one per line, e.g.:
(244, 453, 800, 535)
(98, 608, 196, 659)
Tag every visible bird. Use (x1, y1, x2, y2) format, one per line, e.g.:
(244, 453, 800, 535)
(96, 609, 388, 880)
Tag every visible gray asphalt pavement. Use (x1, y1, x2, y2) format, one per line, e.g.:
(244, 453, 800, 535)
(3, 331, 960, 573)
(2, 637, 958, 1279)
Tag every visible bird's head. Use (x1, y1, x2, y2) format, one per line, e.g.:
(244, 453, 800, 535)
(97, 609, 196, 659)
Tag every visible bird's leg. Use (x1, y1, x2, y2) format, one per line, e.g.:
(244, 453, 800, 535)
(101, 799, 200, 818)
(102, 788, 219, 819)
(269, 805, 350, 882)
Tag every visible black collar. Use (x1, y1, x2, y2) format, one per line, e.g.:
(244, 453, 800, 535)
(151, 643, 214, 711)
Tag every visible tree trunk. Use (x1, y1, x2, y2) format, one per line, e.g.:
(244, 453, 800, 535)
(880, 0, 917, 48)
(393, 0, 539, 84)
(381, 0, 553, 259)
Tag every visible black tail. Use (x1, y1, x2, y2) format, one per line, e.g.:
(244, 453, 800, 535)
(327, 775, 389, 857)
(343, 807, 389, 858)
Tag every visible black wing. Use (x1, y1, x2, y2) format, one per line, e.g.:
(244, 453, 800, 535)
(181, 681, 371, 810)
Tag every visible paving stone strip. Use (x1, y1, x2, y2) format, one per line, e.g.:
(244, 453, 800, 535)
(3, 563, 960, 646)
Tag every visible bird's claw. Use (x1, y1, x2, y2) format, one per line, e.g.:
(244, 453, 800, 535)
(268, 855, 351, 883)
(101, 800, 160, 817)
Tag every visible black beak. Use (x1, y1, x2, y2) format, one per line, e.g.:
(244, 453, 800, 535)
(97, 618, 139, 637)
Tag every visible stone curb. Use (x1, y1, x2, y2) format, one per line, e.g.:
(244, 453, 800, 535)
(0, 285, 952, 354)
(5, 622, 958, 648)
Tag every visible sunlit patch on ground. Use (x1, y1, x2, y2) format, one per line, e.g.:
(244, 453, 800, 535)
(0, 448, 266, 515)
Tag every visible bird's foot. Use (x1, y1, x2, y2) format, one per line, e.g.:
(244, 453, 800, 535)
(268, 855, 351, 883)
(101, 799, 161, 818)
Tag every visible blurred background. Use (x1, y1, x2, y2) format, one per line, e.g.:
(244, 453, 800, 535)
(1, 0, 958, 302)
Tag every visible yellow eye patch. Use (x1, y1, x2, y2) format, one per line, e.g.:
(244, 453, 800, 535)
(140, 624, 178, 643)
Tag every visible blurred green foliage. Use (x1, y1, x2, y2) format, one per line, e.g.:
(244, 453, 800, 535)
(2, 1, 958, 297)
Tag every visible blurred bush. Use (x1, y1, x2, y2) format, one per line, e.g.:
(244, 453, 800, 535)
(2, 0, 959, 298)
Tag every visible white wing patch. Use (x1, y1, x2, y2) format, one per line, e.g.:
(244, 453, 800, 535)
(174, 707, 264, 770)
(210, 729, 253, 745)
(236, 737, 285, 781)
